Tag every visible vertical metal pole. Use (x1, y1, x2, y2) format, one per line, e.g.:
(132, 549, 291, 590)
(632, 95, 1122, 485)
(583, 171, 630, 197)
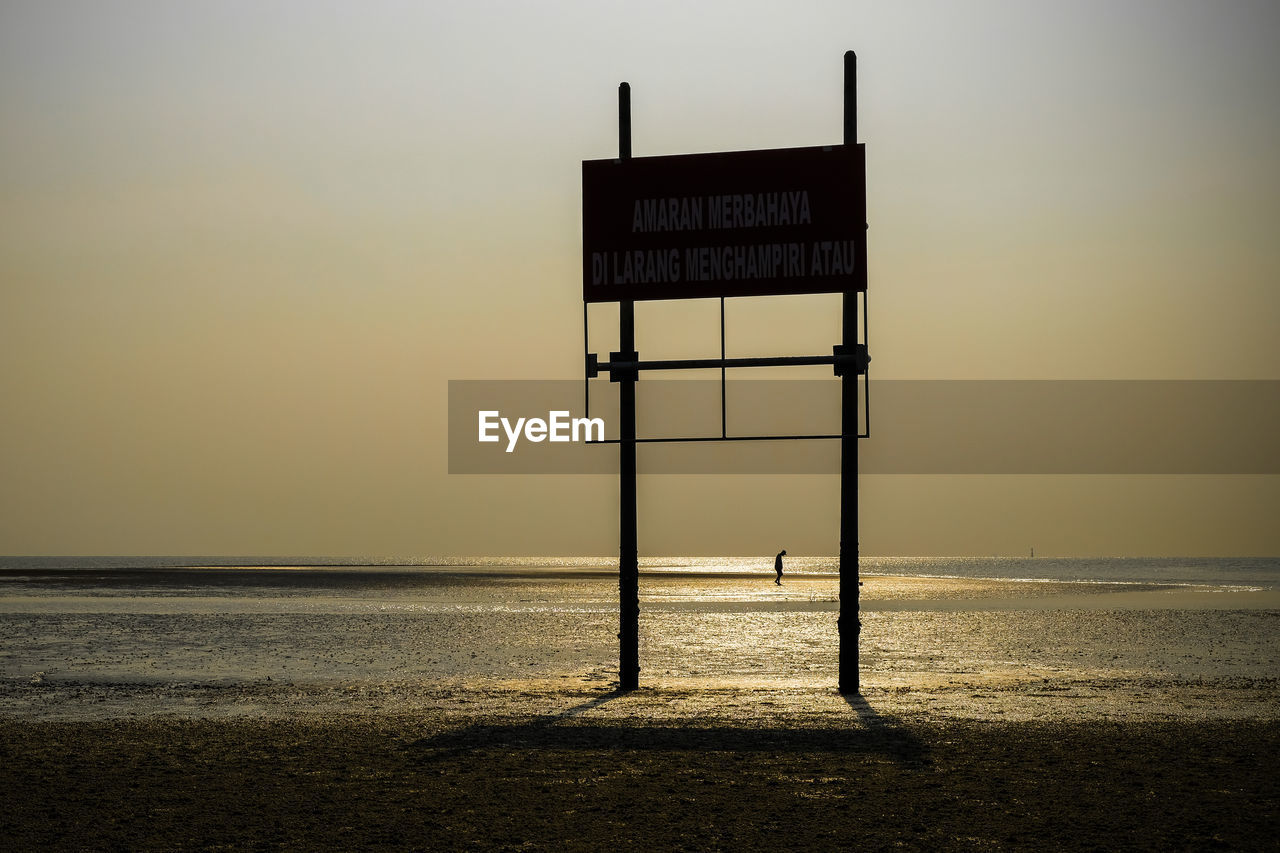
(862, 291, 870, 437)
(583, 303, 590, 421)
(618, 81, 640, 691)
(838, 50, 861, 694)
(720, 297, 727, 438)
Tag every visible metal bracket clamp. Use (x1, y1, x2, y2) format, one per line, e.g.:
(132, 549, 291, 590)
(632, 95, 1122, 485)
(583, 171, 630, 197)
(607, 351, 639, 383)
(832, 343, 870, 376)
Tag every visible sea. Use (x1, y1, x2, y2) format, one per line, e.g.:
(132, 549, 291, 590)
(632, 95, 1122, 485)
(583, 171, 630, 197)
(2, 555, 1277, 721)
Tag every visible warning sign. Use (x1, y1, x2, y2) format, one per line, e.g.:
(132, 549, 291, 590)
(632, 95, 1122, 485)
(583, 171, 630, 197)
(583, 144, 866, 302)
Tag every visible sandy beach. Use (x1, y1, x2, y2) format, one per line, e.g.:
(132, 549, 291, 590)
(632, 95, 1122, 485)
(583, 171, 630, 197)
(2, 562, 1277, 849)
(2, 702, 1276, 850)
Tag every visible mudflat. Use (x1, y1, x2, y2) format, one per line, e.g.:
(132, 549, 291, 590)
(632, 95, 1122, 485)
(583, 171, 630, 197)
(4, 563, 1276, 848)
(2, 699, 1276, 851)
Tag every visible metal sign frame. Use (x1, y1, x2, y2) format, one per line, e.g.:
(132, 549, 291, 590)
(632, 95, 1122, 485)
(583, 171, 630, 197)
(582, 51, 868, 694)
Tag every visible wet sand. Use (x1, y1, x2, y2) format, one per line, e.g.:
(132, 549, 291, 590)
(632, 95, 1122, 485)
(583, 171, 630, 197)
(2, 702, 1276, 850)
(3, 678, 1278, 849)
(3, 569, 1277, 848)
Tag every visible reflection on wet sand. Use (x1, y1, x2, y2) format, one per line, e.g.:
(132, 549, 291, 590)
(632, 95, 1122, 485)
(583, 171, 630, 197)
(1, 569, 1276, 723)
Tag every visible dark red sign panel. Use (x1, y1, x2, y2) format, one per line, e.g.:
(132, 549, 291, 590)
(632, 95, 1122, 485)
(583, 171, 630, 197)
(582, 144, 865, 302)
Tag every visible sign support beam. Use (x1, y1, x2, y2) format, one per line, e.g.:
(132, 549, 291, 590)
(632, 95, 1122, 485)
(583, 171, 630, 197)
(839, 49, 861, 694)
(591, 351, 865, 375)
(618, 82, 640, 692)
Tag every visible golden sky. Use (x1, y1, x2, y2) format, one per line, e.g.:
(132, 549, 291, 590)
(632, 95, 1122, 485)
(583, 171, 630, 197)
(1, 1, 1277, 556)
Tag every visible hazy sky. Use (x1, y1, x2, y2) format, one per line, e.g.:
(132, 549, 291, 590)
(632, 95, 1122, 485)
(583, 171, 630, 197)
(2, 1, 1277, 557)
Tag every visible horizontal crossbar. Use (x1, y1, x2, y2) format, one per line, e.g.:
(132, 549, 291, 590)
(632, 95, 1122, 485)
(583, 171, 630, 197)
(587, 432, 869, 444)
(607, 354, 834, 371)
(588, 345, 868, 379)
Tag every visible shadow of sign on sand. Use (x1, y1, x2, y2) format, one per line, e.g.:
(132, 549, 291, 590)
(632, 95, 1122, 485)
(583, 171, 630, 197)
(407, 688, 930, 769)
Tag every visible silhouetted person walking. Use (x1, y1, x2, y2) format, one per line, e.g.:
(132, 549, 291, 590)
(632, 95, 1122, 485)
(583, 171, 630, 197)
(775, 549, 786, 585)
